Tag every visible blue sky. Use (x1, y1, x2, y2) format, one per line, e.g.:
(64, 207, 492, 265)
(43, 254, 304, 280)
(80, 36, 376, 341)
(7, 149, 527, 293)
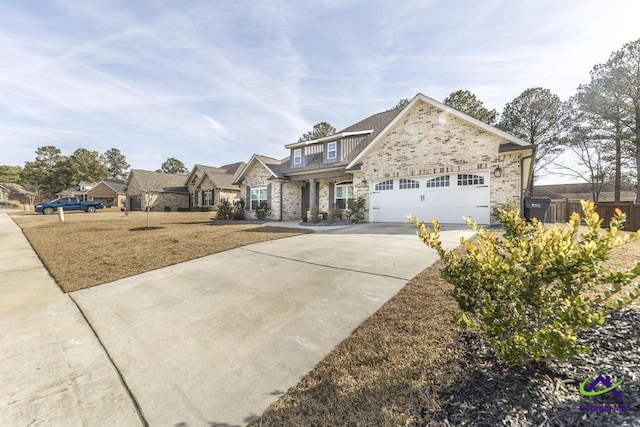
(1, 0, 639, 183)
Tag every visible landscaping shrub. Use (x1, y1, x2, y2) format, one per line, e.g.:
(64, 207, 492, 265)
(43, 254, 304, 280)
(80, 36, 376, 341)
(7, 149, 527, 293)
(309, 207, 320, 224)
(255, 200, 270, 220)
(199, 206, 212, 212)
(177, 207, 190, 212)
(327, 208, 341, 224)
(217, 199, 233, 220)
(232, 199, 245, 220)
(347, 196, 366, 223)
(412, 200, 640, 365)
(163, 206, 172, 212)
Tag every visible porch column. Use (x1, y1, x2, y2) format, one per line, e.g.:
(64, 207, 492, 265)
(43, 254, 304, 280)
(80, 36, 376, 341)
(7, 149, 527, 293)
(309, 178, 317, 208)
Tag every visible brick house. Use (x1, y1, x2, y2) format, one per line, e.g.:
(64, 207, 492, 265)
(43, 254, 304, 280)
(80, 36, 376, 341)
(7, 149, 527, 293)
(58, 180, 126, 208)
(125, 170, 190, 211)
(185, 162, 245, 209)
(233, 93, 535, 224)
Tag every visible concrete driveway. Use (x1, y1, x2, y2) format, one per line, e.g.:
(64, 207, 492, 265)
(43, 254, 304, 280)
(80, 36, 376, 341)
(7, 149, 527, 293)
(70, 222, 472, 426)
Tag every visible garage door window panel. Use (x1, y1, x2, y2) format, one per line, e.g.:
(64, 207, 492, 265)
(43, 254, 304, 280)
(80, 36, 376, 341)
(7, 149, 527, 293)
(399, 179, 419, 189)
(425, 176, 450, 188)
(335, 181, 353, 209)
(458, 174, 485, 186)
(375, 180, 394, 191)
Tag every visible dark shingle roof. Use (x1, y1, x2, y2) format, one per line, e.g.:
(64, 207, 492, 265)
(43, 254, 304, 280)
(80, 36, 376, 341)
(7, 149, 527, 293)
(128, 169, 188, 192)
(277, 108, 405, 175)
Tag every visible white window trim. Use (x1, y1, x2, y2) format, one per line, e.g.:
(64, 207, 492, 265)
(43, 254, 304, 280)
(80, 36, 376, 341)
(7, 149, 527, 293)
(250, 186, 268, 210)
(293, 148, 302, 165)
(334, 181, 353, 209)
(327, 141, 337, 160)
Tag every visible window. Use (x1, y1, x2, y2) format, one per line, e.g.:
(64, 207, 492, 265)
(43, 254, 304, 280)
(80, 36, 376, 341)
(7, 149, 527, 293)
(457, 174, 485, 186)
(250, 186, 268, 210)
(399, 179, 419, 189)
(327, 141, 337, 160)
(203, 190, 212, 206)
(374, 180, 393, 191)
(293, 148, 302, 165)
(334, 181, 353, 209)
(425, 176, 450, 188)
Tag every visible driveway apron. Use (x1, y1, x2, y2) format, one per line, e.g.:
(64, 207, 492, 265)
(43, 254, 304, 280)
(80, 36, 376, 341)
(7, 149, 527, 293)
(71, 223, 472, 426)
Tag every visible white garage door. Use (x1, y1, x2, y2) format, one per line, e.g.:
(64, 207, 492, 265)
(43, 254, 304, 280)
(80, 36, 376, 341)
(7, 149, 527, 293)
(370, 173, 490, 224)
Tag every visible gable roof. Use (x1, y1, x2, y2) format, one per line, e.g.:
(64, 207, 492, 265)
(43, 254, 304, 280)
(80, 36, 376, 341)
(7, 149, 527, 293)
(100, 180, 126, 194)
(233, 155, 287, 184)
(126, 169, 189, 193)
(186, 163, 246, 190)
(347, 93, 533, 169)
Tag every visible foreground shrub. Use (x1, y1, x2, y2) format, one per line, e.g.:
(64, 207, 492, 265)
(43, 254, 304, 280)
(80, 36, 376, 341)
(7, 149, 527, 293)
(217, 199, 233, 220)
(327, 208, 341, 224)
(309, 207, 320, 224)
(412, 200, 640, 365)
(347, 196, 366, 223)
(256, 200, 271, 220)
(232, 199, 245, 220)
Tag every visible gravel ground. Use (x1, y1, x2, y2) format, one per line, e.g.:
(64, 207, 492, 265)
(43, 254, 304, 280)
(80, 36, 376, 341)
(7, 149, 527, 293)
(433, 309, 640, 426)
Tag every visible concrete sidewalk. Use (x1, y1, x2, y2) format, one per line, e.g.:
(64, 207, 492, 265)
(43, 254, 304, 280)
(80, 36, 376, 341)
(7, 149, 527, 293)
(0, 211, 141, 426)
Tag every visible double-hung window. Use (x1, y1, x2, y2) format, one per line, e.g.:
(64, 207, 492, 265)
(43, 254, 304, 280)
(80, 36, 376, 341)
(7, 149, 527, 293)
(250, 186, 268, 210)
(293, 148, 302, 165)
(203, 190, 213, 206)
(327, 141, 337, 160)
(334, 181, 353, 209)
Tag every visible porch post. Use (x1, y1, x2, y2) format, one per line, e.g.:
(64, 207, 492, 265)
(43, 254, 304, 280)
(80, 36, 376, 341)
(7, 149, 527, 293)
(309, 178, 317, 208)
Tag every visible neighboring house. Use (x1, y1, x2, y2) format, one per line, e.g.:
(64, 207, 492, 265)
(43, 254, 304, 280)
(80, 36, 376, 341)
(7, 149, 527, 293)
(0, 183, 33, 205)
(58, 180, 127, 208)
(234, 93, 535, 224)
(125, 170, 190, 211)
(185, 162, 245, 209)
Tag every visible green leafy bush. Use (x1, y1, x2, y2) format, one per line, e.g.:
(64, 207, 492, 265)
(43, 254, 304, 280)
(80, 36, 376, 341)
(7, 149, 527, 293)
(309, 207, 320, 224)
(177, 207, 190, 212)
(163, 206, 172, 212)
(347, 196, 366, 223)
(412, 200, 640, 365)
(232, 199, 245, 220)
(255, 200, 270, 220)
(217, 198, 233, 220)
(327, 209, 341, 224)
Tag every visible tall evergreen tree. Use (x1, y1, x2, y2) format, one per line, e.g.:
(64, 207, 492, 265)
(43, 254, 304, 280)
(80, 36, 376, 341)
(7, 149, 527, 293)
(70, 148, 107, 183)
(298, 122, 336, 142)
(605, 38, 640, 202)
(159, 157, 188, 174)
(443, 90, 498, 125)
(499, 88, 569, 182)
(104, 148, 130, 181)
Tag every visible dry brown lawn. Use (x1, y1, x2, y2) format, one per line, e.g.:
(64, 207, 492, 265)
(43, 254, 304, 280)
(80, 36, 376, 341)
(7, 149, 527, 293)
(251, 236, 640, 426)
(11, 209, 310, 292)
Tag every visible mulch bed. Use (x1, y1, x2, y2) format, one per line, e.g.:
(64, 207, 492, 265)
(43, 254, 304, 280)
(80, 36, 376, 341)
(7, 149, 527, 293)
(432, 309, 640, 426)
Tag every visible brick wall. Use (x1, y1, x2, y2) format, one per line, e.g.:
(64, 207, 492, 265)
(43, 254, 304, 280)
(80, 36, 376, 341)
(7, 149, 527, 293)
(241, 163, 280, 220)
(281, 182, 304, 221)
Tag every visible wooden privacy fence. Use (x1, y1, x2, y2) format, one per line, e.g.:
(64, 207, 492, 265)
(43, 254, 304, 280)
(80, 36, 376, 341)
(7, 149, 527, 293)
(560, 201, 640, 231)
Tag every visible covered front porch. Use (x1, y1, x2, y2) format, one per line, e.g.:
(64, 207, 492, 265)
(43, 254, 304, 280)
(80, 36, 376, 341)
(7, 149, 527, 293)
(285, 173, 354, 222)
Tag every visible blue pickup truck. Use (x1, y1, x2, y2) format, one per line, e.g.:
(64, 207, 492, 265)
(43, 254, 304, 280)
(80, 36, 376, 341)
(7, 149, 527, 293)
(35, 197, 104, 215)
